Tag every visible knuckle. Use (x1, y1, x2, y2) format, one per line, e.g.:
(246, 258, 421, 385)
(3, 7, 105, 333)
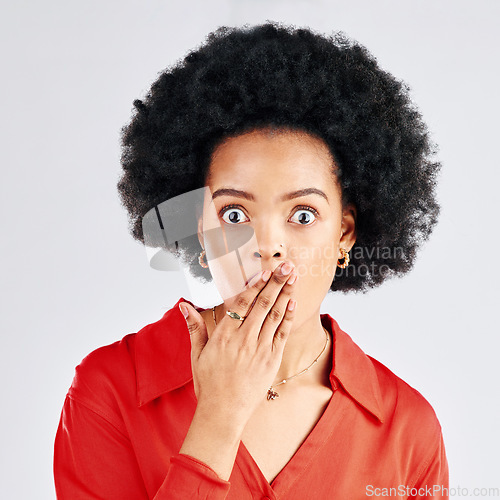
(253, 277, 265, 290)
(268, 307, 282, 322)
(235, 296, 250, 310)
(257, 295, 272, 310)
(239, 338, 252, 352)
(214, 332, 229, 345)
(272, 272, 287, 285)
(263, 357, 274, 369)
(275, 327, 287, 341)
(187, 323, 198, 335)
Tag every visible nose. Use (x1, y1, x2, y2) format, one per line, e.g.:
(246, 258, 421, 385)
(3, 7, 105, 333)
(253, 231, 286, 262)
(245, 216, 290, 270)
(254, 245, 284, 260)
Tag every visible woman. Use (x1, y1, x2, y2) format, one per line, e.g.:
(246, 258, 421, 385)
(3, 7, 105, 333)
(54, 22, 449, 499)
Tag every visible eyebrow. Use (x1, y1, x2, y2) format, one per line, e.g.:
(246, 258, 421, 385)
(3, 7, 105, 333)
(211, 187, 329, 203)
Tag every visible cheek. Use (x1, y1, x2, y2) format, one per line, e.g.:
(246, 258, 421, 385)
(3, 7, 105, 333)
(289, 225, 340, 283)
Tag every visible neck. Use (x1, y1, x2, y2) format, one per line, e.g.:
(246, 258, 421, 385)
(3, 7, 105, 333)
(272, 309, 332, 388)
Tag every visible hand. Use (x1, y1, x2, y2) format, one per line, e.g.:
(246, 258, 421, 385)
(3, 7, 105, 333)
(179, 261, 298, 428)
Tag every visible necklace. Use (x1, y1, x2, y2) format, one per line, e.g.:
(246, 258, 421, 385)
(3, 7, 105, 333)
(212, 306, 330, 401)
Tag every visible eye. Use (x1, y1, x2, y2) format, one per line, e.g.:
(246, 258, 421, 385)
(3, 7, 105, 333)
(220, 205, 249, 224)
(289, 206, 318, 226)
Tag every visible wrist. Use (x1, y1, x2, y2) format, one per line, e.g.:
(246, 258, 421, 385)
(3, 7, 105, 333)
(179, 405, 244, 481)
(192, 400, 247, 440)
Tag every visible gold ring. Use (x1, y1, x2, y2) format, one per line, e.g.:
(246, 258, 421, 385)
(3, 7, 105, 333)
(226, 310, 245, 321)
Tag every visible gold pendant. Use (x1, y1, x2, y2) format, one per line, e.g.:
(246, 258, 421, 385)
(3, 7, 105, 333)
(267, 387, 279, 400)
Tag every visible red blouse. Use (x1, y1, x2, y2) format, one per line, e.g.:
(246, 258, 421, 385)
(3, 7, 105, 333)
(54, 297, 449, 499)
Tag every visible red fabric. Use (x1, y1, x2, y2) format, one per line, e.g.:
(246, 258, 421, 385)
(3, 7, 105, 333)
(54, 297, 449, 499)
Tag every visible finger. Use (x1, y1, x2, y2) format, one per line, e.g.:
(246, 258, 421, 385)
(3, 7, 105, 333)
(271, 298, 296, 355)
(240, 261, 295, 337)
(179, 302, 208, 361)
(218, 270, 269, 326)
(257, 280, 295, 346)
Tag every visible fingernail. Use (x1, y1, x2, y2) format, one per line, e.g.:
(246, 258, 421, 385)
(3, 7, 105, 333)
(179, 304, 189, 319)
(262, 270, 272, 281)
(281, 262, 293, 275)
(287, 272, 297, 285)
(288, 299, 296, 311)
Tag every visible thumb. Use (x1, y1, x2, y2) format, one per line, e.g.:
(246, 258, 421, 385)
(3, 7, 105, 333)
(179, 302, 208, 360)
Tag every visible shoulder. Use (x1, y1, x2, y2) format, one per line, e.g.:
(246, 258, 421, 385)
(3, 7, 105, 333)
(368, 355, 448, 485)
(68, 304, 180, 397)
(66, 332, 138, 416)
(369, 355, 443, 443)
(66, 311, 167, 407)
(64, 299, 188, 416)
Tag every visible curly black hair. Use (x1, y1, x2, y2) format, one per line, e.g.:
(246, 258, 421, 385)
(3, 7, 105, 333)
(117, 21, 441, 294)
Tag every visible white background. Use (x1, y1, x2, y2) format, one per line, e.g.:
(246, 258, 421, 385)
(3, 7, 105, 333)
(1, 1, 499, 498)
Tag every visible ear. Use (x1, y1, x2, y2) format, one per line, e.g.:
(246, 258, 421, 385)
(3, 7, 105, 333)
(339, 202, 357, 253)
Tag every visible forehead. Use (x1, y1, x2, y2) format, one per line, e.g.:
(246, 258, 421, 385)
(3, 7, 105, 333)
(207, 128, 339, 190)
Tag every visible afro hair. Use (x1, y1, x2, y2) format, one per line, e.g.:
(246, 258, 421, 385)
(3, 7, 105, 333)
(117, 21, 441, 294)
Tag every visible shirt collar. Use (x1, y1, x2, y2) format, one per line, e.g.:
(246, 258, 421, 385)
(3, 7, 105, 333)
(135, 297, 384, 423)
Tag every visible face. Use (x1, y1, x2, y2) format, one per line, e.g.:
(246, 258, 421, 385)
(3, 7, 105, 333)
(198, 128, 357, 324)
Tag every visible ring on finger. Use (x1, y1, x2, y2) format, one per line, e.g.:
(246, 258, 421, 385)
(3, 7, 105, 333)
(226, 310, 245, 321)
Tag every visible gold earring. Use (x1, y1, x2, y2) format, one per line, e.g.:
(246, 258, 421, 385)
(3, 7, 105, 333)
(337, 248, 350, 269)
(198, 249, 209, 268)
